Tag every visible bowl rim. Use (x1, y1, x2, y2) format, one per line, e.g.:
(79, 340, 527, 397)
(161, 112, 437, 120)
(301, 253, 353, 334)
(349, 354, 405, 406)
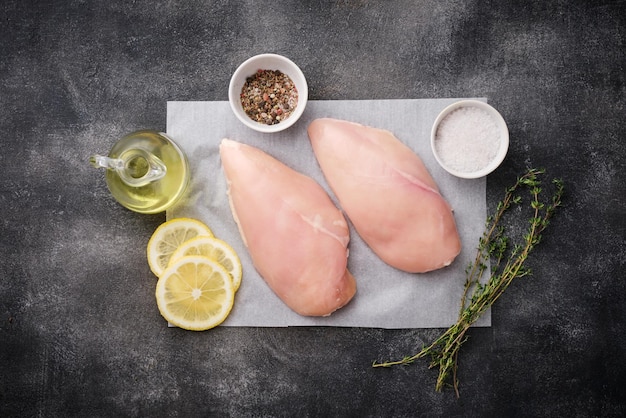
(228, 53, 308, 133)
(430, 99, 509, 179)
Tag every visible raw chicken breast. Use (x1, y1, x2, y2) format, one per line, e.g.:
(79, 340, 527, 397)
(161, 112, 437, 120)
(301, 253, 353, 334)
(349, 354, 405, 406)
(308, 118, 461, 273)
(219, 139, 356, 316)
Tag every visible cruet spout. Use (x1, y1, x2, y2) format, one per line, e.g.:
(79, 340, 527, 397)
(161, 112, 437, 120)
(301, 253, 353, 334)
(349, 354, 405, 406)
(90, 154, 124, 171)
(89, 149, 167, 187)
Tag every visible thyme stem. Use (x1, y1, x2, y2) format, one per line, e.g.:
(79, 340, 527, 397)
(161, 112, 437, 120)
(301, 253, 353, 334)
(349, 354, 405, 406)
(373, 168, 564, 397)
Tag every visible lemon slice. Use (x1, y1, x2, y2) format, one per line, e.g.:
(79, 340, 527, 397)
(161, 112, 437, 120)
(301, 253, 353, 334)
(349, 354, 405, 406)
(168, 236, 243, 291)
(147, 218, 213, 277)
(155, 256, 235, 330)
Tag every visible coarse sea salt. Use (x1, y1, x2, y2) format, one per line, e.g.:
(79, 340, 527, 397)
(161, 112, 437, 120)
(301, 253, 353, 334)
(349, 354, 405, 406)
(435, 106, 501, 173)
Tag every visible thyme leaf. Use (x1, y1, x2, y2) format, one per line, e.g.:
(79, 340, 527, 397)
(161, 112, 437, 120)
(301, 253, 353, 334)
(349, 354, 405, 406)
(373, 168, 565, 398)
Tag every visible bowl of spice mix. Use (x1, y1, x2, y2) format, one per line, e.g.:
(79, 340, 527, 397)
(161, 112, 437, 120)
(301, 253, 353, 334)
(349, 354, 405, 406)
(430, 100, 509, 179)
(229, 54, 308, 133)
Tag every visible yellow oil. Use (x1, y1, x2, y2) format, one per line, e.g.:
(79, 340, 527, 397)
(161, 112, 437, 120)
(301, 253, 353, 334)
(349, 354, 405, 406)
(105, 131, 189, 214)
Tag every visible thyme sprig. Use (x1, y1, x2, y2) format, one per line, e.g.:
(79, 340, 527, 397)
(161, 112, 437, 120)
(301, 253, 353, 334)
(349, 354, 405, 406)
(373, 168, 564, 397)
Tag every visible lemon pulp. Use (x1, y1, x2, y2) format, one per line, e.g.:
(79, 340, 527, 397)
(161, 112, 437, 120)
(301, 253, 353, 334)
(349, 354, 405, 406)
(147, 218, 214, 277)
(155, 256, 235, 331)
(168, 235, 242, 291)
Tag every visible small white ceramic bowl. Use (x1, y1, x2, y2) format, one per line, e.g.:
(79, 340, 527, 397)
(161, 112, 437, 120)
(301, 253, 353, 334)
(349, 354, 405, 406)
(430, 100, 509, 179)
(228, 54, 308, 133)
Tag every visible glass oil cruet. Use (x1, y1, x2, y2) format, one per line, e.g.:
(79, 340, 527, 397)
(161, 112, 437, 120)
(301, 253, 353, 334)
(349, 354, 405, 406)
(90, 130, 190, 214)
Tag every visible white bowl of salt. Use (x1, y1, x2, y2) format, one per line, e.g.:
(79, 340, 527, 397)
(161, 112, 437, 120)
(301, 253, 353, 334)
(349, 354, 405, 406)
(431, 100, 509, 179)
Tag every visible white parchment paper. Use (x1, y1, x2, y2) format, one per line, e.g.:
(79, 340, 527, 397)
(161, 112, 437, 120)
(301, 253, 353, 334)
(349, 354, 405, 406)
(166, 99, 490, 328)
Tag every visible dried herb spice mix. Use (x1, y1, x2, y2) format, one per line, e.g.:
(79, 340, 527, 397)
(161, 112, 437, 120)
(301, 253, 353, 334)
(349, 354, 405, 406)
(240, 69, 298, 125)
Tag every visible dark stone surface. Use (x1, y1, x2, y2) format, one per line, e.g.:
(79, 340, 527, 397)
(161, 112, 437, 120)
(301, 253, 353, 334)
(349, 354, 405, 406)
(1, 0, 625, 416)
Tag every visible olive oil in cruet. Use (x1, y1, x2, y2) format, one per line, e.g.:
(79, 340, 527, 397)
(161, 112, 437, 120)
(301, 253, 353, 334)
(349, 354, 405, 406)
(90, 130, 190, 214)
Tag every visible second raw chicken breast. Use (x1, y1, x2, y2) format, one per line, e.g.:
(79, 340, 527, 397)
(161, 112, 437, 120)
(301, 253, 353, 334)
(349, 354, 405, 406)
(308, 118, 461, 273)
(220, 139, 356, 316)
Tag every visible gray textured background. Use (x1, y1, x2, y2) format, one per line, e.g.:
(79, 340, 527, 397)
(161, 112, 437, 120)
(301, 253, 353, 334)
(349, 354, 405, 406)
(1, 1, 625, 416)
